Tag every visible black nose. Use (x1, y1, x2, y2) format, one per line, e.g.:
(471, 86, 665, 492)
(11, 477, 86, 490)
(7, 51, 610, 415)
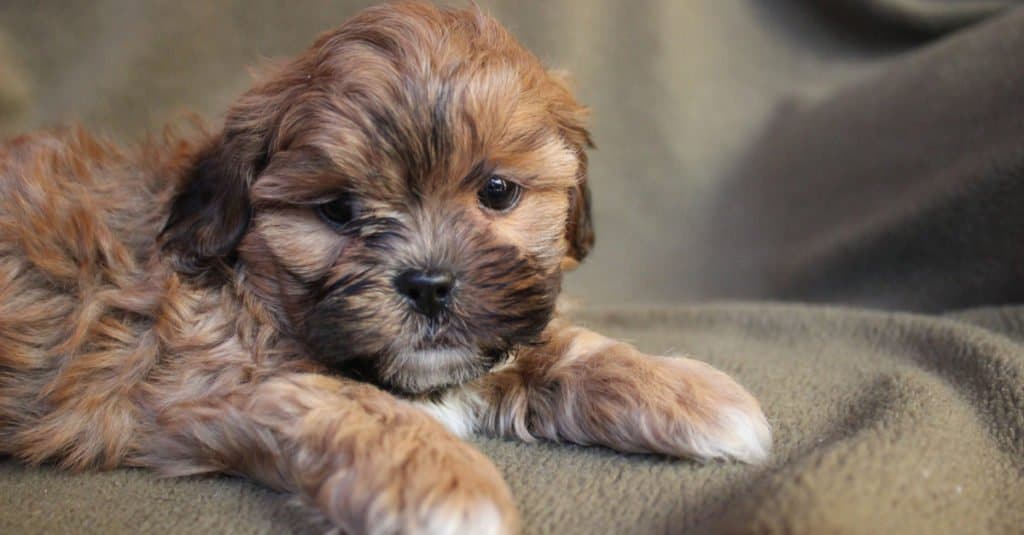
(394, 269, 455, 317)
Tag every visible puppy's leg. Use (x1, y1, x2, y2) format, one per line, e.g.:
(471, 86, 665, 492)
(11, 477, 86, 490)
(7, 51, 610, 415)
(137, 373, 518, 535)
(430, 321, 770, 464)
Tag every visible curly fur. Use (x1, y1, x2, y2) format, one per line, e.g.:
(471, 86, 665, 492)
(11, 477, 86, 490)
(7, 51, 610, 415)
(0, 3, 769, 533)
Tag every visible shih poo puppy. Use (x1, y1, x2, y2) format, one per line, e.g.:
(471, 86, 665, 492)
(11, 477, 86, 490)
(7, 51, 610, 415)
(0, 2, 769, 533)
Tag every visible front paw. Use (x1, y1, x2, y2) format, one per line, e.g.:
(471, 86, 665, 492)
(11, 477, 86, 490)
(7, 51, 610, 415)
(553, 347, 771, 464)
(651, 355, 772, 464)
(316, 424, 519, 535)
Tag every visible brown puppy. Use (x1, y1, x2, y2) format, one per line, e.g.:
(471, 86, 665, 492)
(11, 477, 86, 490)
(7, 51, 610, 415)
(0, 2, 770, 533)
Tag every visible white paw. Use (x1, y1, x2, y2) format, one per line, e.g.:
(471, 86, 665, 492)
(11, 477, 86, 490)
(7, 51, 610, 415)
(657, 356, 772, 464)
(420, 500, 513, 535)
(691, 403, 772, 464)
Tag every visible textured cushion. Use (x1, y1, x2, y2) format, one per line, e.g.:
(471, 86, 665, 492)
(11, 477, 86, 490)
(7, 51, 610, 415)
(3, 304, 1022, 533)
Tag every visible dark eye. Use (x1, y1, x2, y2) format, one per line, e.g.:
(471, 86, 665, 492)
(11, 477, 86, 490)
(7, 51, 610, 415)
(317, 195, 359, 228)
(477, 176, 522, 212)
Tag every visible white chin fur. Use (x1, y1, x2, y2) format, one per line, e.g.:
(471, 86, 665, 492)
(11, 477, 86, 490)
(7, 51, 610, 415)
(385, 347, 477, 394)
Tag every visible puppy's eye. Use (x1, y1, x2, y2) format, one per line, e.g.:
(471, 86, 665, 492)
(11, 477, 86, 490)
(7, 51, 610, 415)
(317, 195, 359, 227)
(477, 176, 522, 212)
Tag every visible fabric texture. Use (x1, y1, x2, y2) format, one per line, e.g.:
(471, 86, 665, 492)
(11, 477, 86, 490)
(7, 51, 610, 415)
(707, 6, 1024, 312)
(3, 305, 1022, 533)
(2, 1, 1024, 534)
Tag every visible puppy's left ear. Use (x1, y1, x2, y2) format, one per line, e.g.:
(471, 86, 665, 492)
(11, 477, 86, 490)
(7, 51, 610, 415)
(548, 69, 595, 271)
(563, 147, 594, 270)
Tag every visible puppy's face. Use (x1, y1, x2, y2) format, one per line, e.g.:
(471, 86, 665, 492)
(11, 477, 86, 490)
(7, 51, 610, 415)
(162, 2, 593, 395)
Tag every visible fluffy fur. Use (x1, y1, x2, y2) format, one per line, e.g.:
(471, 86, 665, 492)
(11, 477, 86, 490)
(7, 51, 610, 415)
(0, 2, 770, 533)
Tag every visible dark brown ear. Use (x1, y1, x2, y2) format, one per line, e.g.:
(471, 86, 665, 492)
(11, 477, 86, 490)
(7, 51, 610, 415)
(160, 61, 305, 275)
(159, 138, 258, 275)
(545, 69, 595, 270)
(563, 146, 595, 270)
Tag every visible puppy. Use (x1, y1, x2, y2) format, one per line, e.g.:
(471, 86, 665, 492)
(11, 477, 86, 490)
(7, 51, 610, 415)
(0, 2, 770, 533)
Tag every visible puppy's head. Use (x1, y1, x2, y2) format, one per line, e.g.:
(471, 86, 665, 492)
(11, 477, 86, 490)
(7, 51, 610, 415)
(161, 1, 593, 394)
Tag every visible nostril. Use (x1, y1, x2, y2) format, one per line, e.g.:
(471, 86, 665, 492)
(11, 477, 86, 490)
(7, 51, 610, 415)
(432, 275, 454, 298)
(394, 273, 412, 298)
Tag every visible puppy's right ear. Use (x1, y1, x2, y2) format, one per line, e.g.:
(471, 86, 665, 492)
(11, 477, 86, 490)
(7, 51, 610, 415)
(160, 139, 256, 275)
(160, 60, 306, 275)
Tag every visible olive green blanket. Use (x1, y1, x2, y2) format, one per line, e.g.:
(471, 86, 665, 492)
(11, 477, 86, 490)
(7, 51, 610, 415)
(3, 305, 1022, 533)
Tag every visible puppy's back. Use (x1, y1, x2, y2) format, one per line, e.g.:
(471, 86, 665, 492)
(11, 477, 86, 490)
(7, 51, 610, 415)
(0, 128, 171, 270)
(0, 127, 183, 468)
